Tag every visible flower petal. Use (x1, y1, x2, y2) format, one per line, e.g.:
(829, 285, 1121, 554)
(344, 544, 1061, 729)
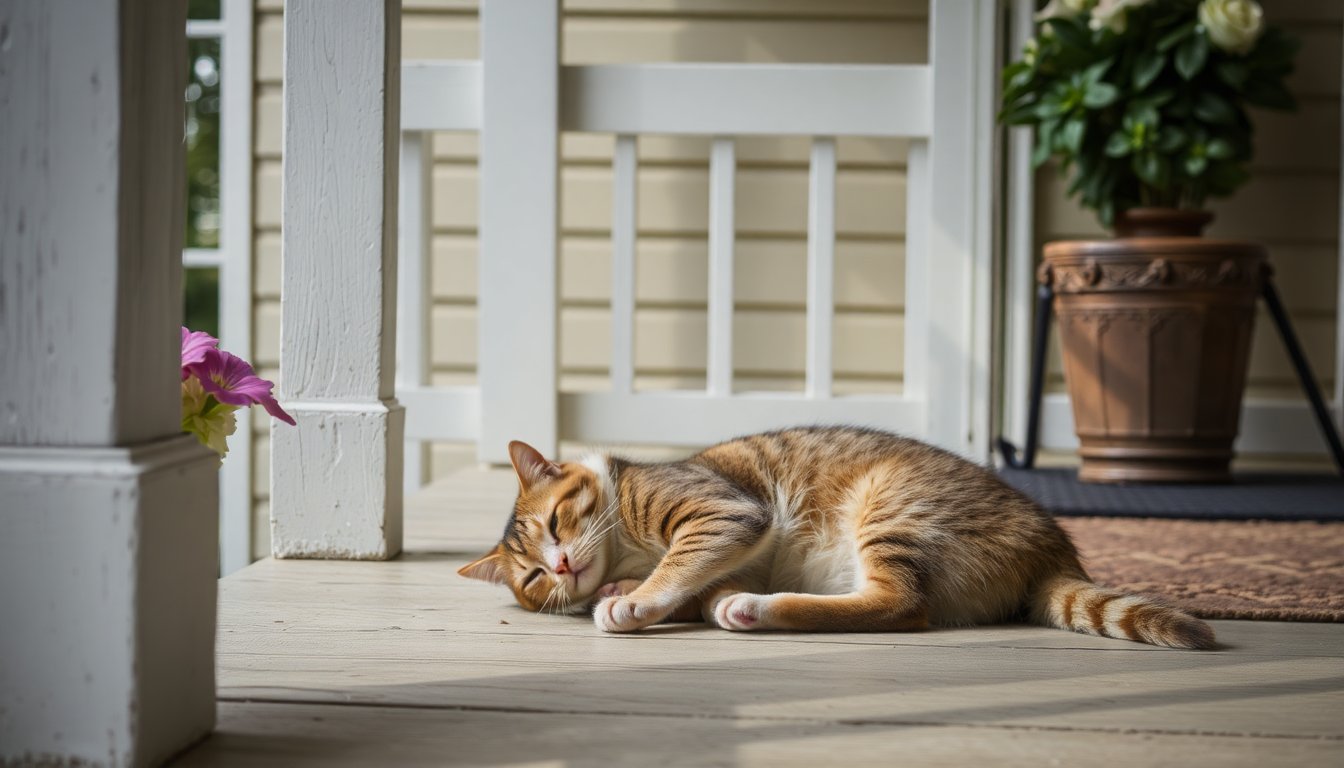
(189, 348, 296, 425)
(181, 327, 220, 379)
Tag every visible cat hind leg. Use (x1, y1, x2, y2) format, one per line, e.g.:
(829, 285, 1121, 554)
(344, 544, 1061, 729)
(710, 580, 928, 633)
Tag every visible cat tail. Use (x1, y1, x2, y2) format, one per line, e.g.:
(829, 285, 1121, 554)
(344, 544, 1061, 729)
(1030, 575, 1217, 650)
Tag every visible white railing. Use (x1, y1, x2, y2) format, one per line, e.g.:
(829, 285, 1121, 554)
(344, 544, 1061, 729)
(393, 0, 996, 478)
(276, 0, 996, 554)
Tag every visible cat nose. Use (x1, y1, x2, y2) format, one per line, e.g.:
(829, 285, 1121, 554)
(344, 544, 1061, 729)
(554, 554, 572, 575)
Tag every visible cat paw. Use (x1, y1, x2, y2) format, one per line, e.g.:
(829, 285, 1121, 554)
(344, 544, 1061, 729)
(594, 595, 663, 633)
(596, 579, 643, 600)
(713, 593, 772, 631)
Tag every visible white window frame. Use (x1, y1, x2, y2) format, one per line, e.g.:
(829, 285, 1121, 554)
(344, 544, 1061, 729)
(186, 0, 254, 576)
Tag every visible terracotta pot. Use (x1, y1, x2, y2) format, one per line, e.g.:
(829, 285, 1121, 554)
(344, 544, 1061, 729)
(1041, 210, 1266, 484)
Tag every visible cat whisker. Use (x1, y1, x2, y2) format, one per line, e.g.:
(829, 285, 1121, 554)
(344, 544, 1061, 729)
(568, 501, 621, 557)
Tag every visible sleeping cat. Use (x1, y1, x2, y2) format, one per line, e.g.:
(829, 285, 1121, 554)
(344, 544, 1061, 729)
(459, 426, 1215, 649)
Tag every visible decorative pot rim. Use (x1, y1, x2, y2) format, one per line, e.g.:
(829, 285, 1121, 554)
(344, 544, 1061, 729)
(1039, 243, 1268, 293)
(1043, 239, 1268, 259)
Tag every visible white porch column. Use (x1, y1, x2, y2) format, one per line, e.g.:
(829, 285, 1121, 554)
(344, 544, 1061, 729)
(0, 2, 220, 766)
(477, 0, 561, 463)
(273, 0, 405, 559)
(926, 0, 997, 460)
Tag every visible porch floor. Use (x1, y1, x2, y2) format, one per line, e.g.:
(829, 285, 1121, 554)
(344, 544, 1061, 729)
(176, 468, 1344, 767)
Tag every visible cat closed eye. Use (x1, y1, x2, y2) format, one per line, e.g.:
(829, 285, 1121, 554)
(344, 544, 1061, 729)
(548, 511, 560, 540)
(523, 568, 544, 587)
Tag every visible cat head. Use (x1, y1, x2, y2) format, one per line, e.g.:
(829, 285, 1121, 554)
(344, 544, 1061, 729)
(458, 441, 613, 613)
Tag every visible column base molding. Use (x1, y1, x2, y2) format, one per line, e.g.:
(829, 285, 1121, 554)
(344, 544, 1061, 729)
(270, 399, 405, 560)
(0, 435, 219, 768)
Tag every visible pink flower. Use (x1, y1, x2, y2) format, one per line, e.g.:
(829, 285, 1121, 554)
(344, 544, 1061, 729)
(187, 347, 296, 425)
(181, 327, 219, 379)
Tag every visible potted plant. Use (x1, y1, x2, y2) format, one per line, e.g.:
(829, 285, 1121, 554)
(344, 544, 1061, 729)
(1000, 0, 1298, 483)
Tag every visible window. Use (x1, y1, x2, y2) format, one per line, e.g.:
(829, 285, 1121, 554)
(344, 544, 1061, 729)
(183, 0, 254, 575)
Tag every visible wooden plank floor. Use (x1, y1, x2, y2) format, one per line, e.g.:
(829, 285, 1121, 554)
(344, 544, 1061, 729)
(176, 468, 1344, 767)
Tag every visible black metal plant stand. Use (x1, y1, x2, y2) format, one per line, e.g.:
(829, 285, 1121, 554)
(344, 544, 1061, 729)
(997, 273, 1344, 477)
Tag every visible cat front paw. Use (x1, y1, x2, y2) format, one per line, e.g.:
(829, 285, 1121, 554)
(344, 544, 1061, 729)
(713, 593, 772, 631)
(594, 595, 665, 633)
(596, 579, 643, 600)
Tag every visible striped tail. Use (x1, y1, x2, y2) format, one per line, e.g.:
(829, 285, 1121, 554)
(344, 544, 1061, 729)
(1032, 575, 1216, 650)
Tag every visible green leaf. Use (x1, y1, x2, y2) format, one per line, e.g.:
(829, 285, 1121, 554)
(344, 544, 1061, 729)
(1184, 154, 1208, 176)
(1105, 131, 1132, 157)
(1157, 126, 1187, 153)
(1216, 60, 1249, 89)
(1132, 89, 1176, 110)
(1194, 91, 1236, 124)
(1083, 82, 1119, 109)
(1083, 60, 1112, 84)
(1059, 118, 1086, 154)
(1046, 17, 1092, 51)
(1033, 99, 1063, 120)
(1126, 102, 1160, 128)
(1133, 49, 1166, 90)
(1175, 33, 1209, 80)
(1205, 139, 1234, 159)
(999, 102, 1038, 125)
(1007, 68, 1032, 91)
(1134, 152, 1165, 186)
(1157, 22, 1195, 52)
(1032, 120, 1057, 167)
(1099, 199, 1116, 228)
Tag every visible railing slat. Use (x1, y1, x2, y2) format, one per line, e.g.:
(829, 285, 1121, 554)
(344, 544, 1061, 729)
(398, 131, 433, 497)
(904, 141, 930, 412)
(707, 138, 736, 396)
(561, 64, 931, 137)
(610, 135, 638, 394)
(805, 138, 836, 400)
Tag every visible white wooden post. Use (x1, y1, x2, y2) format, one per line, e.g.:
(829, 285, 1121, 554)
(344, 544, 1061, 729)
(926, 0, 995, 458)
(0, 2, 220, 764)
(707, 138, 736, 396)
(611, 135, 638, 394)
(904, 141, 931, 414)
(274, 0, 405, 559)
(806, 138, 837, 399)
(478, 0, 561, 463)
(399, 131, 433, 498)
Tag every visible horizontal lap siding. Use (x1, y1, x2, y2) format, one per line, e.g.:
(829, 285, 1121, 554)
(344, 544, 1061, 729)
(1036, 7, 1342, 417)
(250, 0, 928, 555)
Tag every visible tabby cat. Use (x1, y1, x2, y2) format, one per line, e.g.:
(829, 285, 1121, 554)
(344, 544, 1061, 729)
(459, 426, 1215, 649)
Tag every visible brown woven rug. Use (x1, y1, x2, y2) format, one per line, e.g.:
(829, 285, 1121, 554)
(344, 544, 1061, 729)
(1060, 517, 1344, 622)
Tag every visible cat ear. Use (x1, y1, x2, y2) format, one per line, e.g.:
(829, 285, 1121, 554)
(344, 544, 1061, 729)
(457, 546, 507, 584)
(508, 440, 561, 492)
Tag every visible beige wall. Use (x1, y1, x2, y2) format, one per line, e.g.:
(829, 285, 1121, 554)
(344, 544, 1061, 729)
(248, 0, 1341, 556)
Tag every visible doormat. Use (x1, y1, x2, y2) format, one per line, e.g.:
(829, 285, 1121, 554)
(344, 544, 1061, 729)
(1000, 467, 1344, 522)
(1060, 517, 1344, 622)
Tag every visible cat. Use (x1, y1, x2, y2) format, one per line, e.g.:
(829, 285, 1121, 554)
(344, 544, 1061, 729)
(459, 426, 1216, 649)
